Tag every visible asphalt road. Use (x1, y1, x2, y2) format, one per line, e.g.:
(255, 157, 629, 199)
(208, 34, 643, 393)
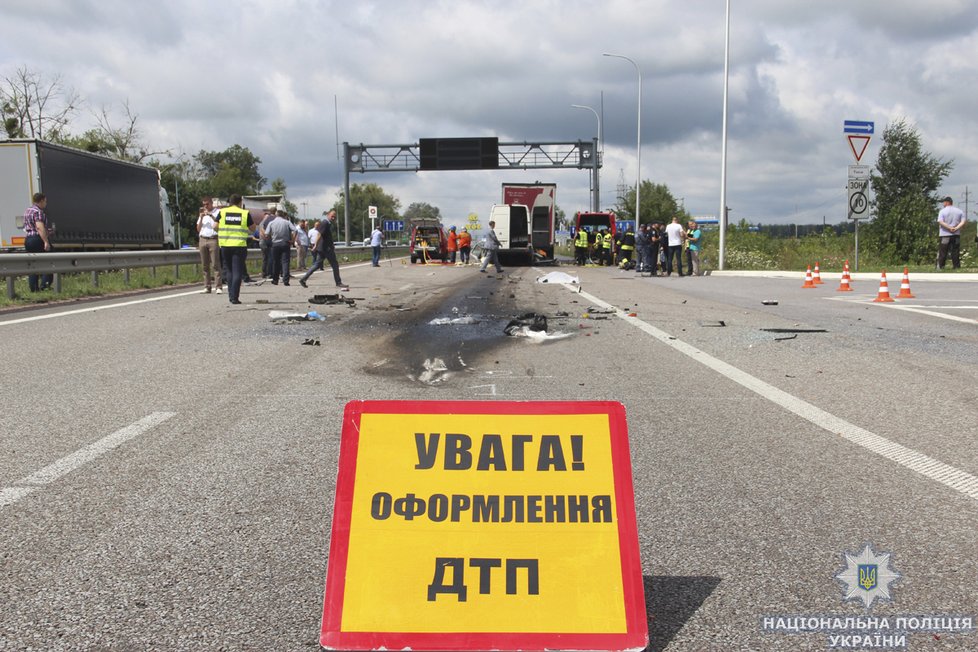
(2, 259, 977, 651)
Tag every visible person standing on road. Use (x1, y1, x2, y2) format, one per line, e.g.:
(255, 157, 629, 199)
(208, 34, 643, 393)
(937, 196, 966, 270)
(574, 227, 589, 265)
(22, 192, 53, 292)
(300, 209, 347, 289)
(685, 219, 702, 276)
(648, 222, 662, 276)
(370, 223, 384, 267)
(294, 219, 310, 271)
(266, 210, 297, 285)
(635, 224, 650, 273)
(479, 220, 504, 275)
(457, 227, 472, 265)
(258, 209, 275, 278)
(217, 194, 255, 305)
(446, 226, 458, 265)
(664, 216, 686, 277)
(196, 196, 223, 294)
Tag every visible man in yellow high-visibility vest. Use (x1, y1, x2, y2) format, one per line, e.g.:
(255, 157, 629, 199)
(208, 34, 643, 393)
(217, 194, 255, 305)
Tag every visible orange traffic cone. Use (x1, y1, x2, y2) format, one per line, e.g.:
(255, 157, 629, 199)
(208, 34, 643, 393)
(896, 267, 915, 298)
(812, 261, 824, 284)
(873, 270, 895, 302)
(802, 265, 817, 288)
(837, 261, 853, 292)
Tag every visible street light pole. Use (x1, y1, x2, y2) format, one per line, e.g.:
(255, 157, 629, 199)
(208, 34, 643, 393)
(603, 53, 642, 229)
(572, 104, 602, 211)
(719, 0, 731, 270)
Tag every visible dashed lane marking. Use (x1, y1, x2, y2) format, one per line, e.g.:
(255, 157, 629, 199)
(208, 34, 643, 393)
(0, 412, 176, 509)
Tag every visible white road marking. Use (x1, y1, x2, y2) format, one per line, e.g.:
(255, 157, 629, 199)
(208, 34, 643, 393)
(825, 295, 978, 324)
(0, 412, 176, 509)
(568, 285, 978, 502)
(0, 291, 202, 327)
(870, 302, 978, 324)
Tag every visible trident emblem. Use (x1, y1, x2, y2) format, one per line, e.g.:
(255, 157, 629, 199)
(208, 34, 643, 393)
(858, 564, 878, 591)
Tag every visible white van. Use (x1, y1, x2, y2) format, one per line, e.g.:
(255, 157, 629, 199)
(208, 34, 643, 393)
(487, 204, 532, 264)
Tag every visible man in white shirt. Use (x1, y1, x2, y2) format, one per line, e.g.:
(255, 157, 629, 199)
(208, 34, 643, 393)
(937, 196, 966, 270)
(664, 216, 686, 277)
(196, 196, 222, 293)
(295, 220, 310, 271)
(370, 224, 384, 267)
(307, 220, 323, 271)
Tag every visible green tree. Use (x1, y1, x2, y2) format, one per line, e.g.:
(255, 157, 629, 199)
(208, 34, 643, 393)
(867, 119, 952, 264)
(195, 144, 265, 196)
(152, 145, 267, 243)
(332, 183, 401, 243)
(403, 201, 442, 223)
(616, 180, 688, 226)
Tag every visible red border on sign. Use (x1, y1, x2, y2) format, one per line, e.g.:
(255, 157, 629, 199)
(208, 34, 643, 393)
(320, 400, 648, 652)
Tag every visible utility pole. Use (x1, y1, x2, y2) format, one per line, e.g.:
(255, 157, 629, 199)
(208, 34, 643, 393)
(301, 201, 308, 220)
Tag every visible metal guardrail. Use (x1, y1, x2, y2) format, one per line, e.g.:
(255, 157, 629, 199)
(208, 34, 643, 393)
(0, 246, 412, 299)
(0, 249, 200, 299)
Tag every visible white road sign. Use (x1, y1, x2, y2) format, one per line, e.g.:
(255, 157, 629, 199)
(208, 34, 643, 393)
(848, 165, 871, 180)
(848, 178, 869, 219)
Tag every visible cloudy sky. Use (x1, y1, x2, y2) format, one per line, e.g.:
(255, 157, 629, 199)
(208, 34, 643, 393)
(2, 0, 977, 227)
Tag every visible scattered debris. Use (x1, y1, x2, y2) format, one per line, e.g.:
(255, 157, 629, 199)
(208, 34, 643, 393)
(699, 320, 727, 327)
(555, 311, 570, 317)
(269, 310, 326, 322)
(410, 358, 452, 385)
(762, 299, 779, 305)
(760, 328, 827, 333)
(504, 313, 547, 335)
(504, 312, 572, 342)
(775, 334, 798, 341)
(512, 329, 574, 343)
(255, 299, 269, 304)
(310, 294, 356, 306)
(536, 271, 580, 285)
(301, 338, 321, 346)
(430, 316, 480, 325)
(587, 306, 615, 314)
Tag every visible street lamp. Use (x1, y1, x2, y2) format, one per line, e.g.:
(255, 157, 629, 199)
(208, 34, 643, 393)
(571, 104, 602, 211)
(603, 52, 642, 229)
(719, 0, 731, 270)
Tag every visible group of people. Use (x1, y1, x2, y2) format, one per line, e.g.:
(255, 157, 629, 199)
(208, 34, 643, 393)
(446, 226, 474, 265)
(197, 197, 346, 304)
(574, 216, 703, 276)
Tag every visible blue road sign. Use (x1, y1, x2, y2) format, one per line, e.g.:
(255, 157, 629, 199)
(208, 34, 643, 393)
(383, 220, 405, 231)
(844, 120, 874, 134)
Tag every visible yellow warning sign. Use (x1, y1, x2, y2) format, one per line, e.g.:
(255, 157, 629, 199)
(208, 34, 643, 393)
(321, 400, 646, 651)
